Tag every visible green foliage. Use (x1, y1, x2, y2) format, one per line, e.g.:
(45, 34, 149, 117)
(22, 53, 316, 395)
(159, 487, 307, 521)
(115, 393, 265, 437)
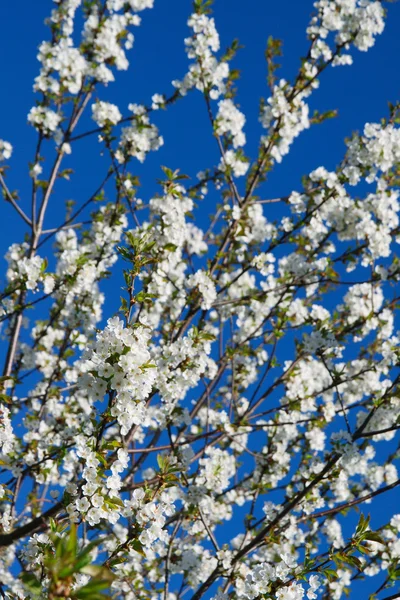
(265, 36, 283, 89)
(20, 521, 115, 600)
(193, 0, 213, 15)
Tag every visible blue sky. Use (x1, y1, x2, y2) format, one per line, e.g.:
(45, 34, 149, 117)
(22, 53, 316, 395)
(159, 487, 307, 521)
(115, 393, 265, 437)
(1, 1, 400, 597)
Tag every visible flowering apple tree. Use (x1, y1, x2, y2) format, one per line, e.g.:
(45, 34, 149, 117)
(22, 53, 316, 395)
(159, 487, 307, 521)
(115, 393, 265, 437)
(1, 1, 400, 599)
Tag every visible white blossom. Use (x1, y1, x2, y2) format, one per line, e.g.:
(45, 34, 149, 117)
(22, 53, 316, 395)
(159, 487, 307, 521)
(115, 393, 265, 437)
(0, 140, 12, 161)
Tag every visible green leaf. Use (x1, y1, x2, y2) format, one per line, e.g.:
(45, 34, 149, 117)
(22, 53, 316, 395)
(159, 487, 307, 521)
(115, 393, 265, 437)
(357, 544, 371, 555)
(161, 165, 174, 180)
(0, 393, 12, 404)
(76, 537, 105, 562)
(21, 573, 41, 596)
(75, 553, 94, 572)
(129, 538, 146, 557)
(102, 440, 121, 450)
(338, 554, 363, 570)
(356, 513, 370, 536)
(67, 522, 78, 554)
(322, 568, 338, 582)
(363, 531, 385, 545)
(80, 565, 116, 582)
(95, 452, 108, 468)
(163, 243, 178, 252)
(104, 495, 125, 508)
(75, 579, 110, 599)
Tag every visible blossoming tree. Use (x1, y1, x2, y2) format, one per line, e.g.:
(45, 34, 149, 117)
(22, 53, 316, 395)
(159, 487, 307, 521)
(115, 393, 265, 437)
(1, 0, 400, 598)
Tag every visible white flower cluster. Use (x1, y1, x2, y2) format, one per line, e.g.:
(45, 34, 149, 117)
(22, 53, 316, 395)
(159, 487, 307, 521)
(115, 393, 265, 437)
(218, 149, 249, 178)
(238, 203, 276, 245)
(151, 93, 165, 110)
(0, 140, 12, 161)
(0, 406, 16, 456)
(53, 205, 127, 333)
(36, 0, 81, 99)
(16, 206, 127, 384)
(139, 183, 206, 330)
(68, 445, 129, 525)
(0, 505, 12, 535)
(48, 0, 81, 38)
(20, 533, 51, 566)
(6, 243, 47, 292)
(215, 99, 246, 148)
(154, 325, 217, 412)
(92, 101, 122, 127)
(27, 106, 62, 136)
(341, 282, 386, 339)
(198, 447, 235, 494)
(83, 10, 141, 84)
(260, 80, 310, 163)
(252, 252, 276, 276)
(79, 316, 156, 436)
(357, 397, 400, 442)
(115, 104, 163, 163)
(309, 0, 385, 53)
(69, 473, 175, 551)
(126, 488, 175, 548)
(240, 559, 320, 600)
(294, 166, 400, 266)
(187, 270, 217, 310)
(107, 0, 154, 11)
(173, 13, 229, 99)
(150, 184, 195, 249)
(345, 122, 400, 183)
(302, 328, 340, 356)
(35, 39, 87, 95)
(32, 0, 155, 102)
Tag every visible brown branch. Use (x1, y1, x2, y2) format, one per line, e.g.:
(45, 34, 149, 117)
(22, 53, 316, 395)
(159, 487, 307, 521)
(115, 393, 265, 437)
(0, 502, 63, 547)
(303, 478, 400, 521)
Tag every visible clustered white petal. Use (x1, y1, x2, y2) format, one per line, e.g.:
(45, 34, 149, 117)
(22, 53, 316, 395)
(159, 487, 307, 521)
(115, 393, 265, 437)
(1, 1, 400, 599)
(173, 13, 229, 99)
(0, 140, 12, 161)
(115, 104, 163, 163)
(92, 101, 122, 127)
